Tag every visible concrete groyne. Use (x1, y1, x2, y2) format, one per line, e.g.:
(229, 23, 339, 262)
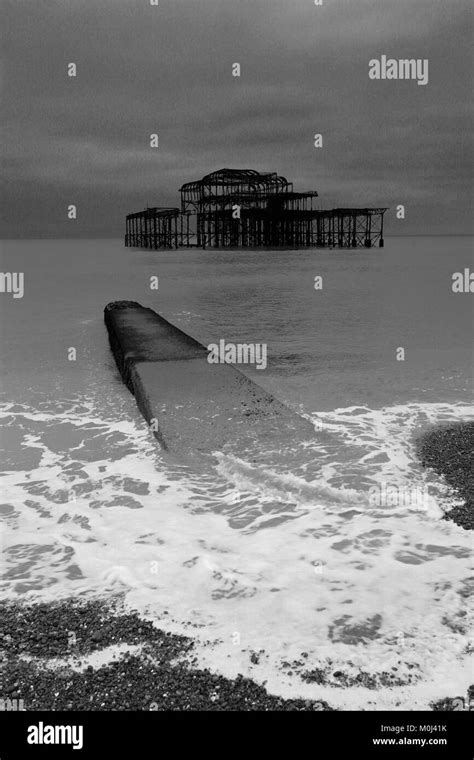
(104, 301, 315, 461)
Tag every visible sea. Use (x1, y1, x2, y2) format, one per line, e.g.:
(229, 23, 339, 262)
(0, 236, 473, 710)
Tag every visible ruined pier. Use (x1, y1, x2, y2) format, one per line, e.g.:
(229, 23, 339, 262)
(125, 168, 387, 250)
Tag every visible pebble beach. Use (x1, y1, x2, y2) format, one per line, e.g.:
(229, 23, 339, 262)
(1, 422, 471, 712)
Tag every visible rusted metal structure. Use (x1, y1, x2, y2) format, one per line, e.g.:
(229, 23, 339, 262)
(125, 207, 179, 249)
(125, 169, 387, 249)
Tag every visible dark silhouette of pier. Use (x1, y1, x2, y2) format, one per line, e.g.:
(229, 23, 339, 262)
(125, 168, 387, 250)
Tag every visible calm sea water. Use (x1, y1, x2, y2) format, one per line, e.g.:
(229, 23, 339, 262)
(0, 236, 473, 709)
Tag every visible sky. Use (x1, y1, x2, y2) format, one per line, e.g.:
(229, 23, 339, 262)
(1, 0, 473, 237)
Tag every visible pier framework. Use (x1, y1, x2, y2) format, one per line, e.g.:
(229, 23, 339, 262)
(125, 169, 387, 250)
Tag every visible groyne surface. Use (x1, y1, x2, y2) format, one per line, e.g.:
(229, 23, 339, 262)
(104, 300, 316, 467)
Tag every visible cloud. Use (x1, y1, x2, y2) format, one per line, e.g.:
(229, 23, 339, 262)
(1, 0, 473, 236)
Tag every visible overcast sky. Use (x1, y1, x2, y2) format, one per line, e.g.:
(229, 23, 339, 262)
(2, 0, 472, 237)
